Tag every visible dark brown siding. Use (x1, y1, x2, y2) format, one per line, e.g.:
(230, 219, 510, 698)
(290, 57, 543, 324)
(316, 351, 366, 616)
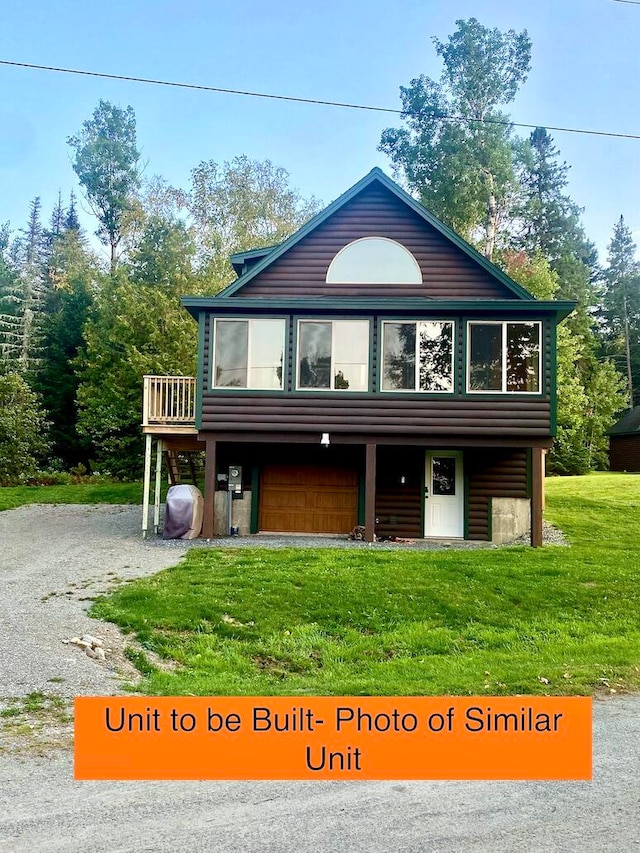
(467, 449, 529, 540)
(236, 184, 518, 300)
(375, 447, 423, 538)
(609, 436, 640, 472)
(201, 394, 551, 438)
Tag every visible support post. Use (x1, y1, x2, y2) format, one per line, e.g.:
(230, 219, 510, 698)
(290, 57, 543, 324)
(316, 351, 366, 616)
(530, 446, 544, 548)
(153, 438, 163, 534)
(364, 443, 377, 544)
(142, 433, 152, 538)
(202, 438, 217, 538)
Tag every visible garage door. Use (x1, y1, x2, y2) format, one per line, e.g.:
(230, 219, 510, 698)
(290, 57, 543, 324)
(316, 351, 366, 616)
(259, 465, 358, 534)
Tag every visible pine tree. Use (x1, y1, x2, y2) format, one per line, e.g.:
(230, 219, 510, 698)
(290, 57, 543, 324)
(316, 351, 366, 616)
(0, 198, 49, 371)
(602, 217, 640, 406)
(65, 191, 81, 231)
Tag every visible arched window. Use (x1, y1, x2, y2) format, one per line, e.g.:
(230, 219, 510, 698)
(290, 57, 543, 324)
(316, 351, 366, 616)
(326, 237, 422, 284)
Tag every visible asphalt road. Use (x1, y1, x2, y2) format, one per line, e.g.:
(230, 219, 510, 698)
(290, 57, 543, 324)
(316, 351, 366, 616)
(1, 693, 639, 852)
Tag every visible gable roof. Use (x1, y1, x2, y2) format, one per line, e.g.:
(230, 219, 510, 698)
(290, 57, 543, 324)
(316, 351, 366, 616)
(608, 406, 640, 436)
(217, 167, 536, 300)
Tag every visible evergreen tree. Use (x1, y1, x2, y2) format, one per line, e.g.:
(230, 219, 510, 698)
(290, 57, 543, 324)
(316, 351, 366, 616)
(35, 224, 97, 468)
(516, 128, 579, 260)
(602, 217, 640, 405)
(65, 191, 81, 231)
(0, 198, 49, 371)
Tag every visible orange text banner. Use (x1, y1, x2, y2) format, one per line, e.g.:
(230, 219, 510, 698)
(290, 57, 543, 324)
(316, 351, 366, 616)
(74, 696, 592, 781)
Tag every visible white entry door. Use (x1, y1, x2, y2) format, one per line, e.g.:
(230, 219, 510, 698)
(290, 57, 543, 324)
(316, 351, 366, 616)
(424, 452, 464, 538)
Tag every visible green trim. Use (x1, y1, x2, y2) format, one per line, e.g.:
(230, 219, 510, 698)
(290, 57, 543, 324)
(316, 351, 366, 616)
(549, 319, 558, 436)
(215, 168, 537, 301)
(182, 296, 577, 321)
(250, 466, 260, 534)
(526, 448, 532, 499)
(357, 467, 365, 526)
(195, 311, 205, 430)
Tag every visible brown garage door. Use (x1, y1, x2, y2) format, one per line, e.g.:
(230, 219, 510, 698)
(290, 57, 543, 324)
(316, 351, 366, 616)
(259, 465, 358, 534)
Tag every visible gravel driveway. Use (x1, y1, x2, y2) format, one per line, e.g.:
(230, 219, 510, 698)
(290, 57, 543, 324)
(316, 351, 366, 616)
(0, 504, 182, 699)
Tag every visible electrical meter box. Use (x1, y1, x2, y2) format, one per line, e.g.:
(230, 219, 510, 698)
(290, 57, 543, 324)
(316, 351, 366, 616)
(228, 465, 243, 496)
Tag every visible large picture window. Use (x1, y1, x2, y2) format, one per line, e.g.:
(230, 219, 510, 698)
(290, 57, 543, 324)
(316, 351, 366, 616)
(468, 321, 541, 393)
(213, 318, 285, 389)
(381, 321, 454, 392)
(297, 320, 369, 391)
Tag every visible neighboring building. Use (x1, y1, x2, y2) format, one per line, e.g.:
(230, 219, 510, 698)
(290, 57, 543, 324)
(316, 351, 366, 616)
(608, 406, 640, 472)
(144, 168, 575, 545)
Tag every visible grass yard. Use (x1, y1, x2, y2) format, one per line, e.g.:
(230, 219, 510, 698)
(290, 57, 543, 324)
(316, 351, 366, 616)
(0, 482, 142, 512)
(91, 473, 640, 697)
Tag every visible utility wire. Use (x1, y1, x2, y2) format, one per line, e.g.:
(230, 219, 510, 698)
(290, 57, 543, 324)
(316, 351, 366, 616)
(1, 58, 639, 142)
(611, 0, 640, 6)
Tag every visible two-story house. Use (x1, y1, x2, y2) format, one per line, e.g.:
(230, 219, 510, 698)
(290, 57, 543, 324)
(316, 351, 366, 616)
(145, 168, 574, 546)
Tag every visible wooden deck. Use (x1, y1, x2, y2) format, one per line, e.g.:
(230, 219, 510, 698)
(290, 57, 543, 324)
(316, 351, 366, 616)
(142, 375, 197, 435)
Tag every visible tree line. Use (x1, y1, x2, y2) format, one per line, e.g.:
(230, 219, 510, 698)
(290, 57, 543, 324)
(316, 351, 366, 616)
(0, 17, 638, 482)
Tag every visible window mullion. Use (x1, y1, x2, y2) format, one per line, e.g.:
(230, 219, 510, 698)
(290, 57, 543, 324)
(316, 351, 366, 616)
(415, 321, 420, 391)
(330, 321, 336, 390)
(246, 320, 252, 389)
(502, 322, 507, 393)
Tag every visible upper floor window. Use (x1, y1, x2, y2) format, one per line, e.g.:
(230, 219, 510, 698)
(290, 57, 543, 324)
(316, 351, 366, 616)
(381, 321, 454, 393)
(297, 320, 369, 391)
(213, 318, 285, 389)
(468, 321, 541, 393)
(326, 237, 422, 284)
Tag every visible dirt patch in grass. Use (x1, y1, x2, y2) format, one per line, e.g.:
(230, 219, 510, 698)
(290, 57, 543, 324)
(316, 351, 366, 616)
(0, 693, 74, 757)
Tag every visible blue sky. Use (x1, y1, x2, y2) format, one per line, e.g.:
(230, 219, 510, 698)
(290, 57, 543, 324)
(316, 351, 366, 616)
(0, 0, 638, 264)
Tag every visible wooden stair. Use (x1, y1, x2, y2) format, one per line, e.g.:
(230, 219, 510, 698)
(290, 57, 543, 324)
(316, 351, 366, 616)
(163, 450, 204, 486)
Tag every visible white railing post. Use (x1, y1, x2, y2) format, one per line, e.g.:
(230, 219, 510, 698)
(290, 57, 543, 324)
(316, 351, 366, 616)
(142, 376, 150, 427)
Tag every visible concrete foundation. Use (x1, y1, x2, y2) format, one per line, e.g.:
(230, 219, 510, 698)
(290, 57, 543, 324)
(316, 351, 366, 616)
(213, 490, 252, 537)
(491, 497, 531, 545)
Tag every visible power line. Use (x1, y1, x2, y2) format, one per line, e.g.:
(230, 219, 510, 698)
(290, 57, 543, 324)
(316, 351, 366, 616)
(1, 58, 639, 142)
(611, 0, 640, 5)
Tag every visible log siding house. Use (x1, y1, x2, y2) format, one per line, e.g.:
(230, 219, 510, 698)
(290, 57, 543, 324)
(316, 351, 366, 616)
(178, 168, 574, 546)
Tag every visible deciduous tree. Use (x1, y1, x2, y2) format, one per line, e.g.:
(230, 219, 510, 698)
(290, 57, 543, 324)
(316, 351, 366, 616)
(68, 100, 141, 269)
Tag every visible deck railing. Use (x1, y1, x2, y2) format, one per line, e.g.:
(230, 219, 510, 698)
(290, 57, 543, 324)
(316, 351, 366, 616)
(143, 375, 197, 426)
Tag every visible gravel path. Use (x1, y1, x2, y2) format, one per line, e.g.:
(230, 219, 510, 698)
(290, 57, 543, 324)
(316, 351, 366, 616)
(0, 504, 182, 700)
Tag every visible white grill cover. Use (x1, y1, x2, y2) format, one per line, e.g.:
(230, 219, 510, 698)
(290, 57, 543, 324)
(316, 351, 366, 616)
(163, 485, 204, 540)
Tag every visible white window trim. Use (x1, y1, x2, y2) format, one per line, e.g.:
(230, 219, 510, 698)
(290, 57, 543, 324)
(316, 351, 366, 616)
(466, 320, 542, 395)
(379, 320, 455, 394)
(212, 317, 286, 390)
(295, 319, 370, 392)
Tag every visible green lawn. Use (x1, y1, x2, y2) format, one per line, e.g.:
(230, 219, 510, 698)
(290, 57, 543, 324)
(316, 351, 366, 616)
(0, 482, 142, 512)
(91, 472, 640, 697)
